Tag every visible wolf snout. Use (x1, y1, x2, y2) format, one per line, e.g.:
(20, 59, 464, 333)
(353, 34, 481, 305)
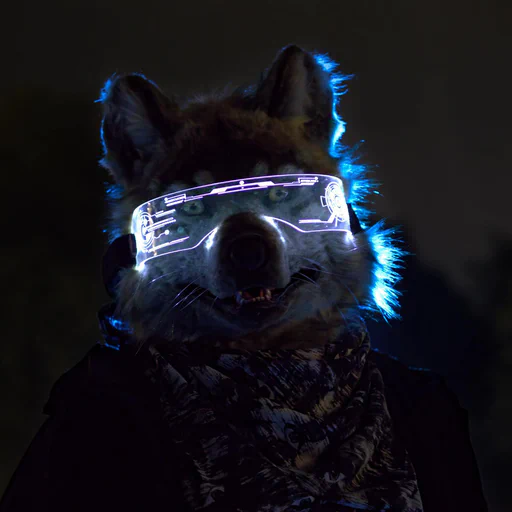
(229, 233, 268, 271)
(207, 212, 290, 295)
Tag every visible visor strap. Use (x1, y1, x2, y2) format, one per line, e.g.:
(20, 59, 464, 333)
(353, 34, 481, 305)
(102, 234, 136, 298)
(347, 203, 363, 234)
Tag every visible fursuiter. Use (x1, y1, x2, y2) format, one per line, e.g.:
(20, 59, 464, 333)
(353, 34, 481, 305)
(0, 46, 488, 512)
(102, 58, 378, 352)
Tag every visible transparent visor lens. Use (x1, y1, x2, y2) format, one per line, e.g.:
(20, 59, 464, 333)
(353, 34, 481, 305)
(132, 174, 350, 269)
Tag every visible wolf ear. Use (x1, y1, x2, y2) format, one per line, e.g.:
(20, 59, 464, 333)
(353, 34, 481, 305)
(255, 45, 334, 149)
(99, 73, 179, 189)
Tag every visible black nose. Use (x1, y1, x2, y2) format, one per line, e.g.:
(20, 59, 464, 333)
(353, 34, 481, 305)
(229, 234, 268, 270)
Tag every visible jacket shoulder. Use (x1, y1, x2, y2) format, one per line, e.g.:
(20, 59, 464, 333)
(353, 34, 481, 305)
(0, 344, 185, 512)
(371, 348, 488, 512)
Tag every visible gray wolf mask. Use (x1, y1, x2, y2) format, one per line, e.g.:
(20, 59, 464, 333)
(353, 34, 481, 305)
(98, 45, 403, 350)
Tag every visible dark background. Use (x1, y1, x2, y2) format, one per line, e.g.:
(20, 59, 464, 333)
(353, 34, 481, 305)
(1, 0, 510, 510)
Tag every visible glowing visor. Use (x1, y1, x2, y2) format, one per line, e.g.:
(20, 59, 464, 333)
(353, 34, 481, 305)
(132, 174, 350, 269)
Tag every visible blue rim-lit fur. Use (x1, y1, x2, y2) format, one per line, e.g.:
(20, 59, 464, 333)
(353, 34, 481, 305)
(99, 73, 146, 240)
(314, 53, 405, 321)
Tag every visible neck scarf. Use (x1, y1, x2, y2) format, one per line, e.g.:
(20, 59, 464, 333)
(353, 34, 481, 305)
(137, 314, 423, 512)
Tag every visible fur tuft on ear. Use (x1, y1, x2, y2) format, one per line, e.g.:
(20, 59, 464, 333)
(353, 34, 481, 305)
(98, 73, 179, 189)
(255, 45, 336, 149)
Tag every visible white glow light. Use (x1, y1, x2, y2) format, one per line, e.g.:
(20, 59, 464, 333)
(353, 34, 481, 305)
(131, 174, 351, 268)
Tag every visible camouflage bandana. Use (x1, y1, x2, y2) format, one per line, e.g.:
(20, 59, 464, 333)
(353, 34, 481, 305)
(142, 316, 423, 512)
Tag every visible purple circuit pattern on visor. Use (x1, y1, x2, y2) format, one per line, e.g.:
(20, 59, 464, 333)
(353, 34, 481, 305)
(131, 174, 351, 269)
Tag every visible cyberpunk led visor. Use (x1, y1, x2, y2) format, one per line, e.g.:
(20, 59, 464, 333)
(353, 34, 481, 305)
(132, 174, 351, 269)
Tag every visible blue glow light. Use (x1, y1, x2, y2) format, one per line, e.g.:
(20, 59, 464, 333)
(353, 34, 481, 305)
(107, 315, 132, 332)
(96, 74, 118, 170)
(96, 74, 116, 105)
(104, 182, 123, 200)
(313, 53, 352, 157)
(104, 342, 120, 351)
(103, 182, 124, 242)
(408, 366, 432, 372)
(314, 52, 405, 320)
(365, 221, 405, 321)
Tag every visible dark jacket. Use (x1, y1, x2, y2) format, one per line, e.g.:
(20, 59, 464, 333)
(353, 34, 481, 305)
(0, 343, 488, 512)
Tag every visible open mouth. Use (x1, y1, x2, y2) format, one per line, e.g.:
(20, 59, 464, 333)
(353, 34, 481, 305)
(235, 287, 274, 306)
(195, 265, 321, 310)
